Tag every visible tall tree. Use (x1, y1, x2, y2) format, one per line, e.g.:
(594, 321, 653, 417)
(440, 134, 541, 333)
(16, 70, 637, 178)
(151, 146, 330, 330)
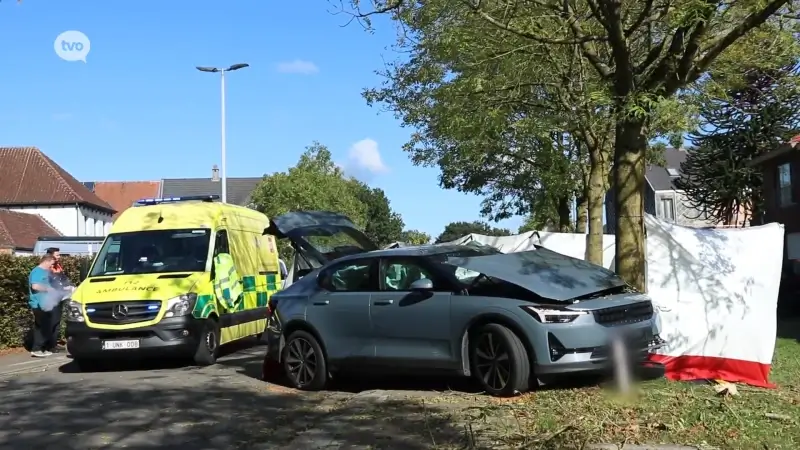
(347, 0, 797, 290)
(351, 181, 405, 246)
(677, 65, 800, 225)
(250, 143, 370, 257)
(435, 221, 511, 244)
(399, 230, 432, 245)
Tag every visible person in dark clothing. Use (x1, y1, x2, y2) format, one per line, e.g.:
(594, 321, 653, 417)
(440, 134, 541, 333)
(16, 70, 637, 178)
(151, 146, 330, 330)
(45, 247, 70, 353)
(29, 255, 56, 357)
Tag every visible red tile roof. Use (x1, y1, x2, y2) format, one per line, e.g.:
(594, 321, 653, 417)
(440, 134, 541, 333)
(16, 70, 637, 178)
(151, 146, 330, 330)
(0, 147, 115, 213)
(0, 209, 62, 251)
(92, 181, 160, 219)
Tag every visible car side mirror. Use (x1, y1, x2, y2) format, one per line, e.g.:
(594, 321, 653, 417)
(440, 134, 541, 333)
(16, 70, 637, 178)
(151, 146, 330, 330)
(409, 278, 434, 291)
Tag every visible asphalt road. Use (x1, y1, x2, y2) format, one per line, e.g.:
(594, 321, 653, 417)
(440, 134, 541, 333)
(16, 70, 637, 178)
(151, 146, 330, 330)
(0, 343, 474, 450)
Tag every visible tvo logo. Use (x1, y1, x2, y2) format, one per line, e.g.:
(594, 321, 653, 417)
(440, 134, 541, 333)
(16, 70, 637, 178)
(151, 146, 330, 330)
(54, 30, 90, 62)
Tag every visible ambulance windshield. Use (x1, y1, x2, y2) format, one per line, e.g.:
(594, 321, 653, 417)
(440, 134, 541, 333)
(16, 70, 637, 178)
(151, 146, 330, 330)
(89, 229, 211, 277)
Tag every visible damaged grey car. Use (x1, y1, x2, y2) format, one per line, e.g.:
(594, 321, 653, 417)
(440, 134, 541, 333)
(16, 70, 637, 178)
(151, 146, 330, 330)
(261, 211, 666, 397)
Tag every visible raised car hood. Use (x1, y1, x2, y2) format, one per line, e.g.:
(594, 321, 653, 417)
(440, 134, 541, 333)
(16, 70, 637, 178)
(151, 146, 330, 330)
(447, 248, 627, 302)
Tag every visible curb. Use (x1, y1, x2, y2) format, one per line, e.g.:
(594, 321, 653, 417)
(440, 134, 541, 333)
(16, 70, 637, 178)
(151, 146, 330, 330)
(0, 355, 68, 377)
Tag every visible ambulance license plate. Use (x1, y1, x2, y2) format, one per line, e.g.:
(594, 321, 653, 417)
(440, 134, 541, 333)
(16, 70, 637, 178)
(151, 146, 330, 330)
(102, 340, 140, 350)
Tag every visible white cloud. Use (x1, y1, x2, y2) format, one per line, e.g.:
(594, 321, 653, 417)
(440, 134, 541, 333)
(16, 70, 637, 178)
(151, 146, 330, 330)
(276, 59, 319, 75)
(345, 138, 389, 176)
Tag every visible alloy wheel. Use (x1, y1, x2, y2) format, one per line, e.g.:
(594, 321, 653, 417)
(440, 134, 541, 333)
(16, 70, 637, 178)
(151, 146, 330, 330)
(285, 338, 317, 387)
(474, 332, 511, 391)
(205, 330, 217, 353)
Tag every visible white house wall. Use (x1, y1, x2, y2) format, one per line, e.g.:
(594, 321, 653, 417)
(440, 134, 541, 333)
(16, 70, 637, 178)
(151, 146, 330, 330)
(7, 205, 112, 237)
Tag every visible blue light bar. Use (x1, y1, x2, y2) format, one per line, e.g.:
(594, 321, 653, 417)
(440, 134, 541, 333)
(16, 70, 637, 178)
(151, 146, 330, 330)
(134, 195, 220, 206)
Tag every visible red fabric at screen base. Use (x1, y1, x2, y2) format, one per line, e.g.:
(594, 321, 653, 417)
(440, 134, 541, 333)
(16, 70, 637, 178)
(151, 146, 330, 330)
(648, 354, 775, 388)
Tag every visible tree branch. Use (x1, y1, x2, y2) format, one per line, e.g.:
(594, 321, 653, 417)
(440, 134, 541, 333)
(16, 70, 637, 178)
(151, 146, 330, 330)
(689, 0, 792, 82)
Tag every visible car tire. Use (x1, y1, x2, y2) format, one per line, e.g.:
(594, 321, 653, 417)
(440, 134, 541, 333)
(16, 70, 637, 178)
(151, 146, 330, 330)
(193, 319, 220, 366)
(469, 323, 530, 397)
(281, 330, 327, 391)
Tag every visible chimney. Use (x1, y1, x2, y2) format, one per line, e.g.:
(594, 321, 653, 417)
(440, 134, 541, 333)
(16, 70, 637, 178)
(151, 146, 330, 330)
(211, 165, 220, 182)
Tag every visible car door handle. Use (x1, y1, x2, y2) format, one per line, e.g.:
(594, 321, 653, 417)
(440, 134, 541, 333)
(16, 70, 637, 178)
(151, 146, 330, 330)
(373, 300, 394, 306)
(312, 300, 329, 306)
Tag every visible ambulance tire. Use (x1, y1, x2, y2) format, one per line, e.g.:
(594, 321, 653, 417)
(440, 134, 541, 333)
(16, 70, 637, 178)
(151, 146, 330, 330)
(282, 330, 328, 391)
(194, 319, 220, 366)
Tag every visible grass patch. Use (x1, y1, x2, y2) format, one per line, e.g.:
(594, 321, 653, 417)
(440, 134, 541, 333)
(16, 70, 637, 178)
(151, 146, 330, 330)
(460, 323, 800, 449)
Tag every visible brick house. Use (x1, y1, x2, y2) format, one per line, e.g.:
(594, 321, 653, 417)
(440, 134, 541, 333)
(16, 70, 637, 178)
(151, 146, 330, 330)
(0, 147, 116, 236)
(159, 165, 262, 207)
(85, 181, 161, 219)
(0, 209, 62, 255)
(750, 138, 800, 261)
(606, 147, 749, 231)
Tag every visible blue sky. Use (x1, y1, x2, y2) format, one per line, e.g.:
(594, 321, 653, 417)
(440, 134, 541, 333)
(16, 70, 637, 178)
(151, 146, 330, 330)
(0, 0, 522, 237)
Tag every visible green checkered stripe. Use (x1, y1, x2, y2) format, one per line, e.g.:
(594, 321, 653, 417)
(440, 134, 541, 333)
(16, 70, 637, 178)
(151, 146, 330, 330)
(242, 273, 280, 307)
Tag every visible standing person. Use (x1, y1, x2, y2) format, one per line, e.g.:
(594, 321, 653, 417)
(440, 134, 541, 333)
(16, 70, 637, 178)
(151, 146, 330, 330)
(46, 247, 69, 352)
(29, 255, 56, 357)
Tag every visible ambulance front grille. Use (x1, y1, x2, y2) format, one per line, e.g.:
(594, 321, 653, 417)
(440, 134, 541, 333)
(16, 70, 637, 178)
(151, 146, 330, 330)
(87, 301, 162, 325)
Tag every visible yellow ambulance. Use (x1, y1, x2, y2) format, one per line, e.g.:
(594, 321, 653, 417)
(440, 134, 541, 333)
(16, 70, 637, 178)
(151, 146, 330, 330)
(64, 195, 282, 370)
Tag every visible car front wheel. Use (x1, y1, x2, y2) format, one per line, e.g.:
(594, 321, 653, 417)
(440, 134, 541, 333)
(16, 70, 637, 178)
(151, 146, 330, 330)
(469, 323, 530, 397)
(281, 330, 328, 391)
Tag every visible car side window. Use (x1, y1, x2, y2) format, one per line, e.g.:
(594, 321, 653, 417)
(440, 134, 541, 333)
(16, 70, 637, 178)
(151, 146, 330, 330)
(321, 261, 375, 292)
(381, 259, 435, 291)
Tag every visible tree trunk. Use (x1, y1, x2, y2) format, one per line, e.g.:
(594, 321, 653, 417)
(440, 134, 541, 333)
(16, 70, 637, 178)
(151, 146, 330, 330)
(557, 196, 572, 232)
(585, 148, 605, 266)
(575, 193, 588, 233)
(613, 117, 648, 292)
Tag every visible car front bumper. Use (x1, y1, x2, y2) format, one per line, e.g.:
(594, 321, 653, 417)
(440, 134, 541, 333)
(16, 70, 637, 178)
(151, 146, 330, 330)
(65, 316, 203, 360)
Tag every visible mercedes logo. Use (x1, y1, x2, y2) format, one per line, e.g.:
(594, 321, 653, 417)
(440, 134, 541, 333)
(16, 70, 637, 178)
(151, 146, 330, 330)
(112, 304, 129, 319)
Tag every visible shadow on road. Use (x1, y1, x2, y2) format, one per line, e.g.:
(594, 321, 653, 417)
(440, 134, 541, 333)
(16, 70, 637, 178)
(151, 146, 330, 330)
(0, 371, 470, 449)
(58, 338, 265, 374)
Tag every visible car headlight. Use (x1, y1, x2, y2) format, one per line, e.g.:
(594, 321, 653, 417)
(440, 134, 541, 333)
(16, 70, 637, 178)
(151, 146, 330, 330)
(164, 293, 197, 318)
(65, 300, 85, 322)
(521, 305, 588, 324)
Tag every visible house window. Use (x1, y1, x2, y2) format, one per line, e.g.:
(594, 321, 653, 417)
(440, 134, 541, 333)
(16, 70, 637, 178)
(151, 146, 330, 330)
(777, 163, 794, 207)
(661, 198, 675, 221)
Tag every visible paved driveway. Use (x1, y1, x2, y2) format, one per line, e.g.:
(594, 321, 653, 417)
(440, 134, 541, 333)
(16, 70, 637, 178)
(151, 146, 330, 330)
(0, 344, 474, 450)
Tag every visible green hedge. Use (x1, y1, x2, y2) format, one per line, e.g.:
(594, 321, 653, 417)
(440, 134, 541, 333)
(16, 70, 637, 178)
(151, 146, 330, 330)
(0, 254, 92, 349)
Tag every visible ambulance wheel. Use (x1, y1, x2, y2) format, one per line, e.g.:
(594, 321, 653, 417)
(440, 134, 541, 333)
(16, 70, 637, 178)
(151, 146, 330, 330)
(282, 330, 327, 391)
(193, 319, 220, 366)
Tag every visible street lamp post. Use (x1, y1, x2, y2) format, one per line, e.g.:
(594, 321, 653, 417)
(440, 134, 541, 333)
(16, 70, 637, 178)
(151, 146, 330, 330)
(196, 63, 249, 203)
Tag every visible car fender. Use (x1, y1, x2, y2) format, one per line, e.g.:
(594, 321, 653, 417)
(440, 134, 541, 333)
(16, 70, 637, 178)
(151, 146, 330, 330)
(458, 306, 534, 377)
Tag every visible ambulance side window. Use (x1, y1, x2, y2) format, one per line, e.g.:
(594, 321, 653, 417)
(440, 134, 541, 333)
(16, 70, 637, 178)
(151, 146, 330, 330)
(214, 230, 230, 256)
(211, 230, 229, 279)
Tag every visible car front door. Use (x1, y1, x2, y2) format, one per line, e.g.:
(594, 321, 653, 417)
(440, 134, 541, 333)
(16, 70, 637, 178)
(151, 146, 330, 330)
(308, 258, 377, 363)
(370, 257, 455, 369)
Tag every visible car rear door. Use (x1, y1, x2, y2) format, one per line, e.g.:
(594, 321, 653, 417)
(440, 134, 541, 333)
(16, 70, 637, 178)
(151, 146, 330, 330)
(370, 256, 456, 370)
(308, 258, 378, 362)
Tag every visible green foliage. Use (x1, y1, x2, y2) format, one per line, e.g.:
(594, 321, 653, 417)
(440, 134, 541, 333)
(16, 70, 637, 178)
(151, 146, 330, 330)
(352, 181, 405, 247)
(250, 142, 405, 256)
(676, 65, 800, 224)
(347, 0, 800, 288)
(0, 255, 91, 349)
(434, 221, 511, 244)
(398, 230, 431, 246)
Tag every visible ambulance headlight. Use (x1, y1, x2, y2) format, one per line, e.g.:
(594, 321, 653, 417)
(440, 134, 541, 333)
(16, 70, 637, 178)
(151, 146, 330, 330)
(65, 300, 84, 322)
(165, 293, 198, 317)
